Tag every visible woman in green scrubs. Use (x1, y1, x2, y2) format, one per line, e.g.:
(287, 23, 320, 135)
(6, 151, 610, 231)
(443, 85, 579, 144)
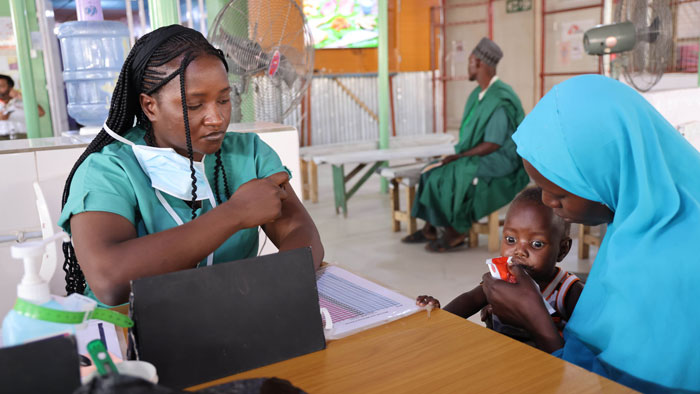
(58, 25, 323, 306)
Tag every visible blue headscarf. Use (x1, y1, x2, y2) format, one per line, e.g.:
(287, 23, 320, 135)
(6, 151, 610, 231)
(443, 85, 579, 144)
(513, 75, 700, 391)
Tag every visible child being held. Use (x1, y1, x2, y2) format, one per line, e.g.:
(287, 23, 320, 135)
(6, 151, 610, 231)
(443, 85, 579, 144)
(416, 186, 584, 341)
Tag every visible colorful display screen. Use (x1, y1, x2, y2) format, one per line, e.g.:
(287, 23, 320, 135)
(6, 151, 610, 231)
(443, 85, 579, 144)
(303, 0, 378, 49)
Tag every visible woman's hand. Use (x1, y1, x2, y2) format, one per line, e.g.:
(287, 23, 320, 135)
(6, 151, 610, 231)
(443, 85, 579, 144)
(225, 172, 289, 229)
(481, 264, 544, 327)
(481, 263, 564, 352)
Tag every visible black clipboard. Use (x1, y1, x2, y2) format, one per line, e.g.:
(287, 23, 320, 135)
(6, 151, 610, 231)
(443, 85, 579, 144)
(0, 334, 81, 394)
(129, 247, 325, 389)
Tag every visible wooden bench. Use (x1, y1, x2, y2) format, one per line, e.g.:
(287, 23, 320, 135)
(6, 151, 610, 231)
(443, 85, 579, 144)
(317, 144, 456, 217)
(469, 211, 504, 253)
(377, 163, 425, 234)
(578, 224, 607, 260)
(299, 134, 456, 203)
(378, 163, 504, 252)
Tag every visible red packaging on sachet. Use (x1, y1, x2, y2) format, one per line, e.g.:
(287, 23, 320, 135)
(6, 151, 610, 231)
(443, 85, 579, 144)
(486, 256, 517, 283)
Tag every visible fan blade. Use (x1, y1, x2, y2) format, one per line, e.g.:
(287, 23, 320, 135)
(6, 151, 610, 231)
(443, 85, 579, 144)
(276, 56, 298, 88)
(639, 16, 660, 44)
(216, 32, 270, 75)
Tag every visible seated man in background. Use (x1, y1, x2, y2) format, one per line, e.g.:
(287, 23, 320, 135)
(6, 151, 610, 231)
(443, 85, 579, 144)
(0, 74, 45, 140)
(402, 38, 529, 252)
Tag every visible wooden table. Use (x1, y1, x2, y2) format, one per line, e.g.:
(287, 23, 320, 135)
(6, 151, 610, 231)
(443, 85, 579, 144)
(188, 310, 634, 393)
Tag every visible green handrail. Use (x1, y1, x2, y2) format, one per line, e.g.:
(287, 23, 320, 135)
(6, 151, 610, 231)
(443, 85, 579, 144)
(9, 0, 40, 138)
(148, 0, 179, 29)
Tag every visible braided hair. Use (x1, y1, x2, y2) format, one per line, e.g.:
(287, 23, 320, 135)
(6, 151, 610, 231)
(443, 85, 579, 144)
(61, 26, 232, 295)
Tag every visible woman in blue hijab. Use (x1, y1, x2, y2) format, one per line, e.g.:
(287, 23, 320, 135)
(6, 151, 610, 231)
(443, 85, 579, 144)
(481, 75, 700, 392)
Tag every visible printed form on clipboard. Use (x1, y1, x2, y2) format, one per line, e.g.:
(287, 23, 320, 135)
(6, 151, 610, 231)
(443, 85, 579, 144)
(316, 266, 420, 340)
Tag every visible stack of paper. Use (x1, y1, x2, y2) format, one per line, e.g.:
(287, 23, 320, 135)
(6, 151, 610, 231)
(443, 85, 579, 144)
(316, 266, 419, 339)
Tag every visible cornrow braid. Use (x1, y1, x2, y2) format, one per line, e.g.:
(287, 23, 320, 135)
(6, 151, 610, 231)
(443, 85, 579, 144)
(60, 26, 233, 295)
(177, 52, 199, 220)
(213, 150, 232, 205)
(60, 37, 150, 295)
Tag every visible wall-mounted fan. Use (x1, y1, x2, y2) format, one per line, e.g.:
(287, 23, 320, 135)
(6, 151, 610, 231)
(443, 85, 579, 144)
(208, 0, 315, 123)
(583, 0, 672, 91)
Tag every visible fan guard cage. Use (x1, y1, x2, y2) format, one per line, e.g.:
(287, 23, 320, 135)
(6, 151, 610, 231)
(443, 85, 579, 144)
(615, 0, 672, 92)
(208, 0, 314, 123)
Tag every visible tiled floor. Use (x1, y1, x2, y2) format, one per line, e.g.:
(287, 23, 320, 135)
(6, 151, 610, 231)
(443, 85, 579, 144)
(302, 164, 597, 324)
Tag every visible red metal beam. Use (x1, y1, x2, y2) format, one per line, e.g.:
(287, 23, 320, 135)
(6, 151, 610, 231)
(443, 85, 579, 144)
(441, 19, 487, 27)
(389, 74, 397, 137)
(438, 75, 471, 81)
(488, 0, 493, 39)
(430, 6, 437, 134)
(540, 0, 546, 97)
(441, 1, 490, 9)
(300, 85, 306, 146)
(540, 0, 604, 97)
(543, 4, 601, 15)
(306, 83, 312, 146)
(441, 0, 447, 133)
(541, 71, 600, 76)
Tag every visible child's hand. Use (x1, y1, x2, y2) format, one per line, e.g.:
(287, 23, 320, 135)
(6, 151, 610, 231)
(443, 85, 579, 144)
(480, 304, 493, 323)
(416, 295, 441, 309)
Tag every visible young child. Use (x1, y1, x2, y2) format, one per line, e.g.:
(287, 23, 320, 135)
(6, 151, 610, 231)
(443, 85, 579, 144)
(416, 186, 584, 340)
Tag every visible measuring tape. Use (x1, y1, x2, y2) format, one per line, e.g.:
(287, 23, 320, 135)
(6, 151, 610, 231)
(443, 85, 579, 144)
(13, 298, 133, 328)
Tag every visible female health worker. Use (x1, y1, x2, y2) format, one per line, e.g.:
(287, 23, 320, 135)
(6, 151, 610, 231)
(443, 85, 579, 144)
(59, 25, 323, 306)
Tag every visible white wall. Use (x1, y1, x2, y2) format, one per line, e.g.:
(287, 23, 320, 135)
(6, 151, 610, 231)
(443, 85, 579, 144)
(444, 0, 537, 132)
(641, 87, 700, 129)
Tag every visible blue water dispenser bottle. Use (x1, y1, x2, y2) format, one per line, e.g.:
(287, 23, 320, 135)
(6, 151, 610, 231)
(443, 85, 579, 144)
(56, 0, 129, 133)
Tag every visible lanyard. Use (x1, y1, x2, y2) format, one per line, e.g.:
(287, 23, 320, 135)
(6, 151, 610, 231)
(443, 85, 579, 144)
(154, 163, 217, 267)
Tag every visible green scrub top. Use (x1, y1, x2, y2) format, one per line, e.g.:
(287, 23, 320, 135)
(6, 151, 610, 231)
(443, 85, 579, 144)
(58, 127, 290, 304)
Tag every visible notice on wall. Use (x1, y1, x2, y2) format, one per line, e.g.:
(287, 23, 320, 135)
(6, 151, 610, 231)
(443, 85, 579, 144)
(558, 19, 596, 65)
(0, 17, 14, 50)
(0, 17, 19, 79)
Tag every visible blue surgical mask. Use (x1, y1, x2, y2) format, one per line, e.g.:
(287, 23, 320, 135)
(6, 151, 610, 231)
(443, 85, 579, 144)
(104, 124, 218, 267)
(103, 124, 214, 202)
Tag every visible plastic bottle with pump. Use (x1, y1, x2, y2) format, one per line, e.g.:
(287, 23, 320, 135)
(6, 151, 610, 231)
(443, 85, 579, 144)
(2, 232, 77, 347)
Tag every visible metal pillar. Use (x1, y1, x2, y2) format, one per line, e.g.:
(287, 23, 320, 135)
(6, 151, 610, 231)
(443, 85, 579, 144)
(125, 0, 136, 46)
(138, 0, 148, 34)
(378, 0, 389, 193)
(206, 0, 230, 34)
(9, 0, 40, 138)
(148, 0, 179, 29)
(35, 0, 69, 136)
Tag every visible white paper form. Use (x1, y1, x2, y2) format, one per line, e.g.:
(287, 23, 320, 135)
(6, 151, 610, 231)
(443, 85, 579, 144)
(316, 266, 420, 340)
(53, 294, 123, 360)
(75, 321, 123, 360)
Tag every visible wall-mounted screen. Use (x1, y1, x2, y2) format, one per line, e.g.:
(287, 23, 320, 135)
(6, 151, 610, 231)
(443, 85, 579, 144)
(303, 0, 378, 49)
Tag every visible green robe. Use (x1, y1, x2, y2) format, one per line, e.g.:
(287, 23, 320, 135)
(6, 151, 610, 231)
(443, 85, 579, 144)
(412, 79, 529, 233)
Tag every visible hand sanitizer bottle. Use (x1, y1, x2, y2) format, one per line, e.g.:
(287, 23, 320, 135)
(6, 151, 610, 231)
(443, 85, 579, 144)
(1, 232, 77, 347)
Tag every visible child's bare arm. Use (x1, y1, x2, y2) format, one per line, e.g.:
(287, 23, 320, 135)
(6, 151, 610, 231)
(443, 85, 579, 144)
(443, 285, 488, 319)
(563, 280, 584, 321)
(416, 295, 441, 308)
